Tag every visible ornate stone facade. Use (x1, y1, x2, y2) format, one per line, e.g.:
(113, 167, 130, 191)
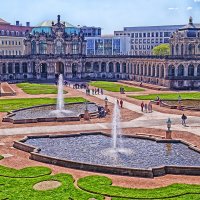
(0, 16, 200, 90)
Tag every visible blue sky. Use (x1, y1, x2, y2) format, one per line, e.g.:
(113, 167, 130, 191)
(1, 0, 200, 34)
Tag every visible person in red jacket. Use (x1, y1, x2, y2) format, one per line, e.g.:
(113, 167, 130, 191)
(141, 102, 144, 112)
(120, 99, 123, 108)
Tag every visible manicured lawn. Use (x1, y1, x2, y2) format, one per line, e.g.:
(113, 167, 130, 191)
(0, 165, 103, 200)
(0, 97, 87, 112)
(90, 81, 144, 92)
(78, 175, 200, 200)
(0, 165, 199, 199)
(17, 83, 66, 95)
(130, 92, 200, 100)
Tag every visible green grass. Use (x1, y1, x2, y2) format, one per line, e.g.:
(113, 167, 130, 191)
(17, 83, 65, 95)
(90, 81, 144, 92)
(0, 155, 3, 160)
(0, 165, 103, 200)
(130, 92, 200, 100)
(0, 97, 87, 112)
(78, 175, 200, 199)
(0, 165, 200, 199)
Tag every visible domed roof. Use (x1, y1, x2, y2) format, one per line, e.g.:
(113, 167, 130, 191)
(36, 20, 76, 28)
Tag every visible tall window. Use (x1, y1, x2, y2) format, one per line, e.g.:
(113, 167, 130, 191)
(39, 40, 47, 54)
(15, 63, 20, 73)
(197, 65, 200, 76)
(55, 40, 64, 54)
(188, 64, 194, 76)
(116, 63, 120, 73)
(178, 65, 184, 76)
(168, 65, 175, 76)
(31, 41, 37, 54)
(22, 63, 28, 73)
(72, 43, 78, 54)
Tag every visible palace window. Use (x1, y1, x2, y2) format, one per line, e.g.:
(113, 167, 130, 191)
(55, 40, 64, 54)
(188, 64, 194, 76)
(72, 43, 79, 54)
(39, 40, 47, 54)
(31, 41, 37, 54)
(178, 65, 184, 76)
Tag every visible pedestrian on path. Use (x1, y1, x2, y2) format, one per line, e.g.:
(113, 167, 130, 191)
(101, 88, 103, 95)
(141, 102, 144, 112)
(117, 99, 119, 106)
(144, 103, 148, 113)
(181, 114, 187, 126)
(120, 99, 123, 108)
(148, 102, 152, 113)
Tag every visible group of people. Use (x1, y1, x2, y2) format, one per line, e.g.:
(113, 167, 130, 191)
(97, 106, 107, 118)
(116, 99, 124, 108)
(141, 101, 153, 113)
(86, 88, 104, 95)
(120, 87, 125, 94)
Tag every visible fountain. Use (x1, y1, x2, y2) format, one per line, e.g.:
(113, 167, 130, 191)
(102, 99, 131, 156)
(112, 99, 122, 150)
(14, 99, 200, 177)
(3, 74, 99, 123)
(50, 74, 72, 116)
(56, 74, 65, 111)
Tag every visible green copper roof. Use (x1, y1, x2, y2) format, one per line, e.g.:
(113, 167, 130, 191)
(36, 20, 76, 28)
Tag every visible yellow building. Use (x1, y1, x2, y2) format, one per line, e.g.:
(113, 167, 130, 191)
(0, 18, 32, 55)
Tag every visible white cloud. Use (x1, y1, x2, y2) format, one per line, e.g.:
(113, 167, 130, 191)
(187, 6, 193, 10)
(168, 7, 179, 10)
(194, 0, 200, 2)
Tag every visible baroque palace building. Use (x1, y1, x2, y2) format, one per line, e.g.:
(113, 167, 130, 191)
(0, 15, 200, 89)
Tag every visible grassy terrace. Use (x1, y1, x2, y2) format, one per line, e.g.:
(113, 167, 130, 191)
(0, 97, 87, 112)
(130, 92, 200, 100)
(90, 81, 144, 92)
(0, 165, 199, 199)
(78, 175, 200, 200)
(17, 83, 64, 95)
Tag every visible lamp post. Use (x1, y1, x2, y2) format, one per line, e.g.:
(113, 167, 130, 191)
(84, 102, 90, 120)
(178, 95, 182, 110)
(104, 97, 109, 113)
(166, 118, 172, 139)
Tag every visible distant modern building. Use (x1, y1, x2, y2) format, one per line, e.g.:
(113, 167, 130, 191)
(85, 35, 130, 55)
(80, 26, 101, 37)
(0, 16, 200, 90)
(114, 24, 183, 55)
(0, 18, 32, 56)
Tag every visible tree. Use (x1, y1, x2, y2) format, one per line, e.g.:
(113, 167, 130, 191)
(152, 44, 170, 56)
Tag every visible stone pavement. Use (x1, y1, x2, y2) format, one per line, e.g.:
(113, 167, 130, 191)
(1, 88, 200, 136)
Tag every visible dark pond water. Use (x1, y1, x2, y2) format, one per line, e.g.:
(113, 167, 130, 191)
(24, 134, 200, 169)
(9, 103, 98, 120)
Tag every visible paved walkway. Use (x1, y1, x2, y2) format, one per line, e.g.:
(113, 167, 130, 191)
(1, 88, 200, 136)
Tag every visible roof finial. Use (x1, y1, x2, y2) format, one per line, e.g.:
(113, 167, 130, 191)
(189, 16, 193, 24)
(57, 15, 61, 24)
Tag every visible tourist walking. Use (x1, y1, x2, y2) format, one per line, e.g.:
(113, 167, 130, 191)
(141, 102, 144, 112)
(181, 114, 187, 126)
(148, 102, 152, 113)
(101, 88, 103, 95)
(144, 103, 148, 113)
(120, 99, 123, 108)
(117, 99, 119, 106)
(92, 89, 94, 95)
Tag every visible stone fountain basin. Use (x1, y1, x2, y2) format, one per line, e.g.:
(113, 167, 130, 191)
(14, 132, 200, 178)
(3, 103, 98, 124)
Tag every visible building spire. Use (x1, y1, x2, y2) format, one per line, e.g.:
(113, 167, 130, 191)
(189, 16, 193, 24)
(57, 15, 61, 24)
